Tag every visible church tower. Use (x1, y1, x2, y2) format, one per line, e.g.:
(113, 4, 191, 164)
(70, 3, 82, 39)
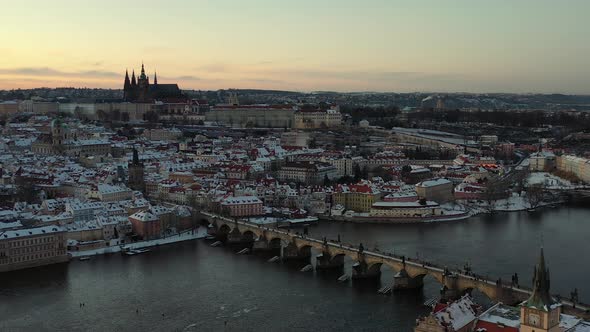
(128, 147, 145, 192)
(520, 248, 561, 332)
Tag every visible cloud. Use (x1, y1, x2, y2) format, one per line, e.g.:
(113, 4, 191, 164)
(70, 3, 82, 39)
(0, 67, 120, 78)
(173, 75, 202, 80)
(196, 63, 231, 73)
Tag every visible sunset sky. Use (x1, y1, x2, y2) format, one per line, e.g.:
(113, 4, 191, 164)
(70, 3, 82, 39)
(1, 0, 589, 93)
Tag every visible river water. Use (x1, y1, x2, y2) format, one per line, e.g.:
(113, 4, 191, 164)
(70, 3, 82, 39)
(1, 206, 588, 331)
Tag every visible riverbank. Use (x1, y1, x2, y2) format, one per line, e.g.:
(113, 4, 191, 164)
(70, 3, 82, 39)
(69, 227, 208, 258)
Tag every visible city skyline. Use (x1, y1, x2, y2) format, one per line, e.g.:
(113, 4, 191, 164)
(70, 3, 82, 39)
(1, 0, 590, 93)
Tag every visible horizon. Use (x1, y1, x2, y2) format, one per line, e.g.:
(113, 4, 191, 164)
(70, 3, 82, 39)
(2, 0, 590, 93)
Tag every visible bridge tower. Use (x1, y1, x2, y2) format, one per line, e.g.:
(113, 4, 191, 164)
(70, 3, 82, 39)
(519, 248, 561, 332)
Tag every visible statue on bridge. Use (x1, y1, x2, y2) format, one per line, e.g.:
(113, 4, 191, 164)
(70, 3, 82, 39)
(358, 243, 364, 253)
(571, 288, 579, 304)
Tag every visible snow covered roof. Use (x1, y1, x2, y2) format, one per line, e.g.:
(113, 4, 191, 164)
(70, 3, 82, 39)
(416, 178, 452, 188)
(434, 295, 478, 331)
(0, 225, 64, 239)
(372, 200, 439, 208)
(221, 196, 262, 205)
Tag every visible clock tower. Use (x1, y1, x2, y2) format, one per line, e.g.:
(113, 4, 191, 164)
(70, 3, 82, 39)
(520, 248, 561, 332)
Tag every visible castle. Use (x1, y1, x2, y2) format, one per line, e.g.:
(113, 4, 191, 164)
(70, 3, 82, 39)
(123, 63, 186, 103)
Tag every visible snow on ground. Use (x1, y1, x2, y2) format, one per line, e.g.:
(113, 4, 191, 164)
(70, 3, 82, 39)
(527, 172, 576, 189)
(69, 227, 208, 258)
(247, 217, 281, 225)
(464, 193, 559, 213)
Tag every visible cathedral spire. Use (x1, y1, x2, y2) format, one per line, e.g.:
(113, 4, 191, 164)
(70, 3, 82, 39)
(140, 62, 147, 79)
(124, 69, 131, 89)
(131, 70, 137, 86)
(154, 71, 158, 85)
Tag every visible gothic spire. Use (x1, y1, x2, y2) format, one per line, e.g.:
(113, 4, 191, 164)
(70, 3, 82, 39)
(131, 70, 137, 86)
(124, 69, 131, 89)
(523, 248, 556, 310)
(140, 62, 147, 79)
(154, 71, 158, 85)
(132, 147, 139, 165)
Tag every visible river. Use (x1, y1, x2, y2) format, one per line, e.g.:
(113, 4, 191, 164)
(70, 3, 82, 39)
(1, 206, 588, 331)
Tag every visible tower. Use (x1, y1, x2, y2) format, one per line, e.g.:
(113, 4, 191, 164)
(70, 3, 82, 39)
(128, 148, 145, 192)
(123, 70, 131, 101)
(154, 71, 158, 85)
(520, 248, 561, 332)
(137, 62, 150, 102)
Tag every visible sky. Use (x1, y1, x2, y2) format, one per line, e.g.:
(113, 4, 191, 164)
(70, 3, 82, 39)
(1, 0, 589, 93)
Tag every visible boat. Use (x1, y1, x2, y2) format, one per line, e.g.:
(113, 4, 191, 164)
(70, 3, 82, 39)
(79, 256, 91, 261)
(124, 248, 152, 256)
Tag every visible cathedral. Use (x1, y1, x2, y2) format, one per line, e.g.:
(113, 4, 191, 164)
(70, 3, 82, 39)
(123, 63, 186, 103)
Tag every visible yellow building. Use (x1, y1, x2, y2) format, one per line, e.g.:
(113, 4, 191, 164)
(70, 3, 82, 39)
(333, 184, 381, 213)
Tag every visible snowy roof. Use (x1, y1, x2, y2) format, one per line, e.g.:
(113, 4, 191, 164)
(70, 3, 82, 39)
(416, 178, 452, 188)
(0, 225, 64, 239)
(129, 211, 159, 222)
(372, 200, 439, 208)
(221, 196, 262, 205)
(476, 303, 520, 328)
(434, 295, 478, 331)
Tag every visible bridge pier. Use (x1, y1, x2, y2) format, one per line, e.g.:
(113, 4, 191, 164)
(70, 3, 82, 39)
(352, 260, 381, 280)
(282, 242, 311, 262)
(393, 269, 424, 290)
(315, 252, 344, 270)
(441, 274, 462, 301)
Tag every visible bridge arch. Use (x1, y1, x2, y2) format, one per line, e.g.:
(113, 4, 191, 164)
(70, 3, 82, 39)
(218, 223, 231, 235)
(298, 245, 312, 257)
(268, 237, 284, 248)
(367, 262, 383, 275)
(242, 230, 256, 242)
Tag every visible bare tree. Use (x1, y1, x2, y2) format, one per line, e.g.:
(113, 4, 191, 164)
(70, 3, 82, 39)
(525, 184, 545, 210)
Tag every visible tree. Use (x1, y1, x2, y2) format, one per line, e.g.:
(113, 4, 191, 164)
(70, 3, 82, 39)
(483, 177, 508, 209)
(526, 184, 545, 210)
(353, 164, 362, 181)
(323, 174, 331, 186)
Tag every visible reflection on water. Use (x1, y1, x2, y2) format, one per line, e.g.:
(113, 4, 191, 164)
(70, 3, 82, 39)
(0, 206, 588, 331)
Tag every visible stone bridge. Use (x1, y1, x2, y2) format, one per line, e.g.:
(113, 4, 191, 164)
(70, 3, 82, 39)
(200, 212, 589, 317)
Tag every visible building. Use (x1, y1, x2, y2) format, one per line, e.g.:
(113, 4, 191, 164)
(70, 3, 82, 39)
(0, 225, 68, 272)
(278, 161, 338, 185)
(31, 118, 111, 157)
(556, 155, 590, 183)
(220, 196, 263, 217)
(143, 128, 183, 141)
(128, 148, 145, 192)
(129, 210, 161, 240)
(123, 63, 186, 103)
(205, 104, 296, 128)
(333, 184, 381, 213)
(370, 200, 442, 218)
(87, 184, 133, 202)
(415, 178, 454, 203)
(0, 101, 19, 115)
(519, 248, 560, 332)
(414, 294, 479, 332)
(293, 106, 342, 129)
(529, 152, 556, 172)
(480, 135, 499, 145)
